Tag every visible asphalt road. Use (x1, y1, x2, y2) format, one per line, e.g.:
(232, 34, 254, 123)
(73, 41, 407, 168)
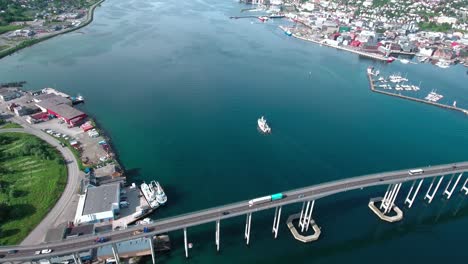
(0, 127, 82, 246)
(1, 161, 466, 262)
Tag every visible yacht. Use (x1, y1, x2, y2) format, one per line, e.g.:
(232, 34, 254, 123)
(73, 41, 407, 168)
(258, 116, 271, 133)
(151, 181, 167, 205)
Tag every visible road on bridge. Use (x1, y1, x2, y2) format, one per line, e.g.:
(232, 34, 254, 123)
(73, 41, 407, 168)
(1, 161, 467, 262)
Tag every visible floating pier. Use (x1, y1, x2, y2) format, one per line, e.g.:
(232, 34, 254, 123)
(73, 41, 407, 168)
(367, 70, 468, 115)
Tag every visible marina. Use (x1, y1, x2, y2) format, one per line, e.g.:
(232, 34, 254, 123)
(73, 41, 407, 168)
(367, 67, 468, 116)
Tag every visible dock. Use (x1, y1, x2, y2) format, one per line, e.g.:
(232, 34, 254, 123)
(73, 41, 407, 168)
(367, 70, 468, 115)
(112, 186, 156, 229)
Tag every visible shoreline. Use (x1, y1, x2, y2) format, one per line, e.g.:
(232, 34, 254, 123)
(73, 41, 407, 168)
(279, 26, 393, 63)
(0, 0, 105, 60)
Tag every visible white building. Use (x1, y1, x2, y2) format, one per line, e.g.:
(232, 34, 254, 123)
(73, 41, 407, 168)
(436, 16, 457, 25)
(74, 183, 121, 225)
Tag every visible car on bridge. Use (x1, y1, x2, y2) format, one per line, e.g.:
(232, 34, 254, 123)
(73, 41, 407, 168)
(34, 249, 53, 255)
(95, 237, 108, 243)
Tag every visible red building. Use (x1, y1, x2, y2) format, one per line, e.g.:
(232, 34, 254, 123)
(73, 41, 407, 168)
(35, 94, 87, 126)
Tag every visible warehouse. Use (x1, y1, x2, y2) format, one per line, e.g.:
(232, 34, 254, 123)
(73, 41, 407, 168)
(35, 94, 87, 126)
(74, 183, 121, 225)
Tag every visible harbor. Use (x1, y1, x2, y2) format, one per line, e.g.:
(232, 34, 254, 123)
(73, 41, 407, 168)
(367, 67, 468, 116)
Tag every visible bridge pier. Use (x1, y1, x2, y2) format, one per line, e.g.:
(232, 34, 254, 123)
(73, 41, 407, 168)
(425, 176, 444, 203)
(461, 177, 468, 195)
(215, 220, 220, 251)
(272, 206, 282, 239)
(73, 253, 82, 264)
(111, 243, 120, 264)
(184, 228, 189, 258)
(443, 173, 463, 199)
(148, 237, 156, 264)
(405, 179, 424, 208)
(244, 213, 252, 245)
(299, 200, 314, 232)
(369, 183, 403, 222)
(287, 201, 320, 243)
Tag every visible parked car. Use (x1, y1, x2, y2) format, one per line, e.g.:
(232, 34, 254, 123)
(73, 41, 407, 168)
(7, 250, 17, 254)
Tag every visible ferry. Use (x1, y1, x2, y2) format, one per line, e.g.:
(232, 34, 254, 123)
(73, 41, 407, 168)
(258, 116, 271, 133)
(151, 181, 167, 205)
(140, 182, 159, 209)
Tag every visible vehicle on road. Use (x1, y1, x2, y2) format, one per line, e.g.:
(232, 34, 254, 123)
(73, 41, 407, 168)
(248, 193, 285, 207)
(222, 211, 230, 215)
(95, 237, 107, 243)
(35, 249, 53, 255)
(7, 250, 17, 254)
(408, 169, 424, 175)
(0, 254, 5, 258)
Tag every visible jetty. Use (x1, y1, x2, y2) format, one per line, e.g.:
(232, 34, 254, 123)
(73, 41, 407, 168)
(367, 69, 468, 115)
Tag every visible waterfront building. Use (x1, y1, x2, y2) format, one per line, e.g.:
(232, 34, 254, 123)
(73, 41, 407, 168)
(74, 183, 121, 225)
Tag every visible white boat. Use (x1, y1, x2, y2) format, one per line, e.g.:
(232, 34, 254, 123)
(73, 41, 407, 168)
(151, 181, 167, 205)
(436, 61, 450, 68)
(400, 59, 410, 64)
(140, 182, 159, 209)
(257, 116, 271, 133)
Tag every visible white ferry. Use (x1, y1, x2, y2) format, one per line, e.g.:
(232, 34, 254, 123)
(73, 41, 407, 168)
(258, 116, 271, 133)
(140, 182, 159, 209)
(151, 181, 167, 205)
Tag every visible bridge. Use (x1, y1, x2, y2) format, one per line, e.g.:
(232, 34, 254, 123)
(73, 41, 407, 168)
(1, 162, 467, 263)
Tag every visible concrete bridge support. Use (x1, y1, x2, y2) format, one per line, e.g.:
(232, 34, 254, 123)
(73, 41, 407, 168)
(425, 176, 444, 203)
(405, 179, 424, 208)
(369, 183, 403, 222)
(299, 200, 314, 232)
(461, 176, 468, 195)
(183, 228, 189, 258)
(272, 206, 282, 239)
(215, 220, 220, 251)
(148, 237, 156, 264)
(443, 173, 463, 199)
(244, 213, 252, 245)
(73, 253, 82, 264)
(111, 243, 120, 264)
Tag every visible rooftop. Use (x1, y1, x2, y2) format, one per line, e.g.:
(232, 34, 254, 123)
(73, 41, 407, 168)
(82, 183, 120, 215)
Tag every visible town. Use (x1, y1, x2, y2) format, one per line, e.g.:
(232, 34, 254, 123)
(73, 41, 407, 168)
(241, 0, 468, 67)
(0, 0, 102, 58)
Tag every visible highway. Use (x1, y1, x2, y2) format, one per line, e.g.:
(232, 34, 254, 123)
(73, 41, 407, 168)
(1, 161, 467, 262)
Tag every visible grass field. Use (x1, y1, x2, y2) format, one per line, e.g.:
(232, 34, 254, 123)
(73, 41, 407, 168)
(0, 25, 24, 35)
(0, 122, 23, 129)
(0, 133, 67, 245)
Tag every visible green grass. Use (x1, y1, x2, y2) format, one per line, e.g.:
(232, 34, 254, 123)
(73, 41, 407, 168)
(0, 45, 9, 51)
(0, 133, 67, 245)
(0, 25, 23, 34)
(0, 122, 23, 129)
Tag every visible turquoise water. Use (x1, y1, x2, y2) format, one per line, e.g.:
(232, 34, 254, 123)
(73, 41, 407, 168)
(1, 0, 468, 262)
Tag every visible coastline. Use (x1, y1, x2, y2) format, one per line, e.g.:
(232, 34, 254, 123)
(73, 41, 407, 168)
(0, 0, 105, 60)
(279, 26, 393, 62)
